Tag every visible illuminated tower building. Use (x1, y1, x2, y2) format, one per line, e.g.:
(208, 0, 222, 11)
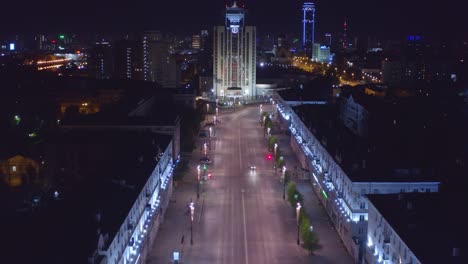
(342, 17, 348, 49)
(302, 2, 316, 58)
(213, 1, 256, 100)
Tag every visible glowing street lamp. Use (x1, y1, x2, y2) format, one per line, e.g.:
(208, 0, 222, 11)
(216, 107, 219, 115)
(203, 143, 207, 155)
(189, 201, 195, 245)
(296, 202, 302, 245)
(274, 143, 278, 156)
(209, 127, 212, 137)
(267, 127, 271, 136)
(206, 103, 210, 113)
(197, 165, 201, 198)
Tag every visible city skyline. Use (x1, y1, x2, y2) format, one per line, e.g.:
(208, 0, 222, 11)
(1, 0, 466, 40)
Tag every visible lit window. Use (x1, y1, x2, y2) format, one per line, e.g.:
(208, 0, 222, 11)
(12, 165, 17, 172)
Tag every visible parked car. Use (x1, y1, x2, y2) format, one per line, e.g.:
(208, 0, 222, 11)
(200, 157, 212, 164)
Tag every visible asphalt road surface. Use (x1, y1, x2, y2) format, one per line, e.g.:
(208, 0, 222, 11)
(147, 104, 351, 264)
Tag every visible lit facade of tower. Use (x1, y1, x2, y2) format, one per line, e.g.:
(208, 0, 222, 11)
(213, 2, 256, 100)
(302, 2, 316, 58)
(342, 17, 348, 49)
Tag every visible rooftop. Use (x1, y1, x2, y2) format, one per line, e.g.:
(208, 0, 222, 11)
(3, 130, 172, 263)
(62, 95, 179, 127)
(367, 193, 468, 264)
(293, 100, 443, 182)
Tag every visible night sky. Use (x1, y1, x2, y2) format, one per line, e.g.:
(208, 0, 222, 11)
(1, 0, 465, 39)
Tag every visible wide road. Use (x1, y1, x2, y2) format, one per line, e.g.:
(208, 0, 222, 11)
(147, 104, 338, 264)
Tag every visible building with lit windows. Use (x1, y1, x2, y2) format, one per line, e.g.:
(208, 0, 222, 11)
(302, 2, 316, 58)
(192, 35, 201, 50)
(213, 2, 256, 100)
(312, 43, 331, 62)
(114, 39, 143, 80)
(143, 31, 179, 88)
(88, 41, 113, 79)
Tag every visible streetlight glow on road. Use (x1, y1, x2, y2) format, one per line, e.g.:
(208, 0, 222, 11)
(296, 202, 302, 245)
(189, 201, 195, 245)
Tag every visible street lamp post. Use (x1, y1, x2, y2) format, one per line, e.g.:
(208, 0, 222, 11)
(197, 165, 200, 199)
(296, 202, 301, 245)
(189, 201, 195, 245)
(282, 166, 287, 200)
(274, 143, 278, 156)
(283, 174, 287, 200)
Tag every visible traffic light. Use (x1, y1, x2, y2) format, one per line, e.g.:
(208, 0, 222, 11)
(203, 164, 207, 171)
(266, 154, 273, 160)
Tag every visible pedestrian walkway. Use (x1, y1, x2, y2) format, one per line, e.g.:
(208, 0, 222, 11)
(272, 122, 354, 264)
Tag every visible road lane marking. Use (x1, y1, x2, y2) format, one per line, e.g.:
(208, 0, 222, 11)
(241, 193, 249, 264)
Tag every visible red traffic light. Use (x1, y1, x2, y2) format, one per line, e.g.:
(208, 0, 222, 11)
(267, 154, 273, 160)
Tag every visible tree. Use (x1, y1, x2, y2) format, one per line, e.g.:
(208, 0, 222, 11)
(286, 181, 296, 203)
(268, 135, 277, 150)
(300, 216, 321, 253)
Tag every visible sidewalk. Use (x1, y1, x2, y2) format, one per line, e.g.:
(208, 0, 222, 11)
(272, 123, 354, 264)
(147, 129, 213, 263)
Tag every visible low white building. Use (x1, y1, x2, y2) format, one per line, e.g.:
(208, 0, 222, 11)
(98, 138, 176, 264)
(366, 193, 465, 264)
(274, 93, 440, 262)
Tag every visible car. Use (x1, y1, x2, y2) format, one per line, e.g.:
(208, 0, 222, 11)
(249, 165, 256, 170)
(200, 157, 211, 164)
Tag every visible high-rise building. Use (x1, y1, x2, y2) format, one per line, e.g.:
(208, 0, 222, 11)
(143, 31, 162, 82)
(143, 31, 179, 87)
(192, 35, 201, 50)
(113, 39, 143, 80)
(342, 17, 348, 49)
(87, 41, 113, 79)
(324, 33, 332, 47)
(200, 30, 209, 51)
(213, 2, 256, 100)
(302, 2, 316, 58)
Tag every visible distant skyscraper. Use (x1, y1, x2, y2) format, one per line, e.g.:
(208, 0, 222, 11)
(302, 2, 316, 58)
(87, 41, 113, 79)
(113, 39, 143, 80)
(213, 2, 256, 99)
(200, 30, 209, 51)
(324, 33, 332, 46)
(143, 31, 179, 87)
(342, 17, 348, 49)
(143, 31, 162, 82)
(192, 35, 201, 49)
